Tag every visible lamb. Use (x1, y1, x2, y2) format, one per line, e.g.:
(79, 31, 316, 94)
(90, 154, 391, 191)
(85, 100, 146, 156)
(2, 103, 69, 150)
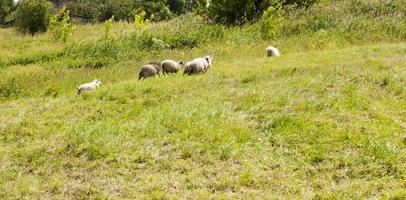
(266, 46, 280, 57)
(161, 60, 184, 75)
(77, 79, 101, 95)
(138, 62, 161, 80)
(183, 55, 214, 75)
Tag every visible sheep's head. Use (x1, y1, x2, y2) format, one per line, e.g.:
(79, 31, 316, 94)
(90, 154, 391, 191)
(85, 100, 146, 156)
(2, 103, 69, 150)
(95, 79, 102, 86)
(178, 60, 185, 68)
(205, 55, 213, 66)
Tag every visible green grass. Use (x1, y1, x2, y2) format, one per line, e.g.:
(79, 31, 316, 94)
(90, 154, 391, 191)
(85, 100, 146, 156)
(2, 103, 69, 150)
(1, 1, 406, 198)
(0, 34, 405, 198)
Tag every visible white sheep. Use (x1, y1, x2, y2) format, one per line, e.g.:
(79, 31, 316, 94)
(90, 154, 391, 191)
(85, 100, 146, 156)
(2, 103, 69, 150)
(183, 59, 205, 76)
(161, 60, 184, 75)
(77, 79, 101, 95)
(199, 55, 213, 72)
(184, 55, 213, 75)
(266, 46, 280, 57)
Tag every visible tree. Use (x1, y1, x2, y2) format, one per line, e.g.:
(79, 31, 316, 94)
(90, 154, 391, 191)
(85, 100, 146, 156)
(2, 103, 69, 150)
(167, 0, 207, 15)
(101, 0, 133, 21)
(14, 0, 52, 35)
(0, 0, 14, 24)
(208, 0, 272, 25)
(208, 0, 318, 25)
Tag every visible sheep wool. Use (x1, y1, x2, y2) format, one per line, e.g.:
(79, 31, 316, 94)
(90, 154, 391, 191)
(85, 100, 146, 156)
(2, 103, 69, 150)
(161, 60, 184, 75)
(266, 46, 280, 57)
(187, 55, 213, 74)
(184, 59, 205, 75)
(139, 64, 161, 80)
(77, 79, 101, 95)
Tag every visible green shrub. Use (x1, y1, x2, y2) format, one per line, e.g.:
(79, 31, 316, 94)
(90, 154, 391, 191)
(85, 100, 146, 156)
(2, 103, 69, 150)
(132, 10, 150, 31)
(66, 0, 103, 22)
(167, 0, 207, 15)
(208, 0, 320, 25)
(0, 0, 14, 24)
(259, 4, 283, 39)
(14, 0, 52, 35)
(101, 0, 134, 21)
(49, 8, 76, 42)
(133, 0, 173, 21)
(283, 0, 319, 8)
(103, 15, 114, 39)
(208, 0, 271, 25)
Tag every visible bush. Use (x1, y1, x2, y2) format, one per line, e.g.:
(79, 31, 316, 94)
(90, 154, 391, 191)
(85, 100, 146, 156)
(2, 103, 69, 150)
(66, 0, 103, 22)
(0, 0, 14, 24)
(260, 5, 283, 39)
(167, 0, 207, 15)
(14, 0, 52, 35)
(208, 0, 320, 25)
(132, 10, 150, 31)
(133, 0, 173, 21)
(100, 0, 134, 21)
(103, 15, 114, 39)
(208, 0, 273, 25)
(283, 0, 319, 8)
(49, 8, 76, 42)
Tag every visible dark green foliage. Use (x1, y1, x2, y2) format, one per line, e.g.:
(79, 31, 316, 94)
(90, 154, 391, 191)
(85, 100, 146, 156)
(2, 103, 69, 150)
(0, 0, 14, 24)
(104, 0, 133, 21)
(133, 0, 173, 21)
(48, 0, 64, 6)
(208, 0, 320, 25)
(66, 0, 103, 22)
(167, 0, 207, 15)
(67, 0, 176, 22)
(14, 0, 52, 35)
(208, 0, 273, 25)
(283, 0, 318, 8)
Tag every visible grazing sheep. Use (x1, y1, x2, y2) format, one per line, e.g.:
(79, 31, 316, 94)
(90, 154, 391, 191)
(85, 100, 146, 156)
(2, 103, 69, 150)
(139, 63, 161, 80)
(183, 55, 214, 75)
(161, 60, 184, 75)
(266, 46, 280, 57)
(203, 55, 213, 71)
(183, 59, 205, 76)
(77, 79, 101, 95)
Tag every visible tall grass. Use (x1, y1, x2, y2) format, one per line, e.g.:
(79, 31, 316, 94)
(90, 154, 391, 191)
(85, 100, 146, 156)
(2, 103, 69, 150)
(2, 0, 406, 70)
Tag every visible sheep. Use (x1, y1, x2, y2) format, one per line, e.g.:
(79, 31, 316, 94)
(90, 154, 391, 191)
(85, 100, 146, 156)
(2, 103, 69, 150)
(138, 62, 161, 80)
(183, 59, 205, 76)
(161, 60, 184, 75)
(193, 55, 214, 72)
(77, 79, 101, 95)
(183, 55, 214, 75)
(203, 55, 213, 71)
(266, 46, 280, 57)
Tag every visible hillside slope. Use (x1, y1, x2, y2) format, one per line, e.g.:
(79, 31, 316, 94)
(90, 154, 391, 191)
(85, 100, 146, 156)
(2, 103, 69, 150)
(0, 39, 405, 198)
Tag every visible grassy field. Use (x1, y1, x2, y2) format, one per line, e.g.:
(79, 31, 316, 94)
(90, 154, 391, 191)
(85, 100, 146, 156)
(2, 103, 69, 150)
(0, 2, 406, 198)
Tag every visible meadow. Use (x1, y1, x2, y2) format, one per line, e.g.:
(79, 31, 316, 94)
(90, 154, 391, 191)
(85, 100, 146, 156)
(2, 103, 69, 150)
(0, 0, 405, 199)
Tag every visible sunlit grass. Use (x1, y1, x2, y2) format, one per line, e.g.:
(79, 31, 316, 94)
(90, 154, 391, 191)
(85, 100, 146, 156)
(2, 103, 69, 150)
(0, 1, 406, 198)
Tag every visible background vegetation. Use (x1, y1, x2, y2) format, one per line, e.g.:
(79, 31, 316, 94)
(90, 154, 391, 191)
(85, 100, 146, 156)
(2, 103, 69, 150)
(0, 0, 405, 199)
